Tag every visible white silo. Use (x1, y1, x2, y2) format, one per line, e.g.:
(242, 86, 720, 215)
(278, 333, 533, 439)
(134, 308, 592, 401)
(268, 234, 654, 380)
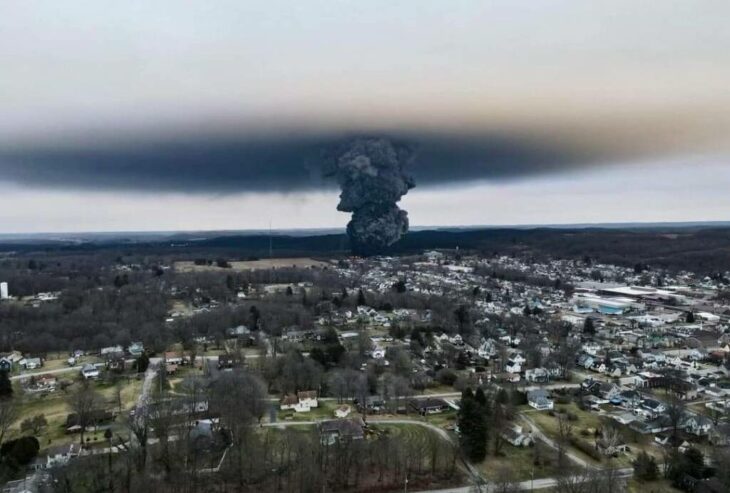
(0, 282, 8, 300)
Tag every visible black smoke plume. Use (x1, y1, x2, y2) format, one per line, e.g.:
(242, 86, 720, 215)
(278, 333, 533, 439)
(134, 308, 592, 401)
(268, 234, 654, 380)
(326, 138, 415, 256)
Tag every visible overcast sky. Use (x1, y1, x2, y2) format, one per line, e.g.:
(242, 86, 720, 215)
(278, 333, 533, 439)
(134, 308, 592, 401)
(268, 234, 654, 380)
(1, 1, 729, 233)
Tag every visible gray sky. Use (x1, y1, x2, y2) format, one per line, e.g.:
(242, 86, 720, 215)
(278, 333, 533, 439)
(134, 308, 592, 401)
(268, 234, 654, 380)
(1, 1, 729, 232)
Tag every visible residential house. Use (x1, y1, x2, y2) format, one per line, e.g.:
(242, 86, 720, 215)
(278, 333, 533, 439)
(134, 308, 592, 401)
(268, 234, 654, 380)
(597, 382, 621, 401)
(105, 354, 125, 372)
(505, 358, 522, 374)
(583, 394, 607, 411)
(100, 345, 123, 357)
(409, 398, 449, 415)
(280, 394, 309, 413)
(65, 409, 115, 433)
(641, 398, 667, 419)
(28, 375, 57, 393)
(21, 357, 42, 370)
(80, 363, 100, 380)
(334, 405, 352, 418)
(477, 338, 497, 359)
(226, 325, 250, 337)
(280, 391, 318, 413)
(358, 396, 386, 414)
(501, 425, 533, 447)
(527, 389, 554, 411)
(218, 354, 243, 369)
(617, 390, 643, 409)
(127, 342, 144, 357)
(577, 354, 595, 370)
(525, 368, 549, 383)
(164, 352, 186, 365)
(0, 351, 22, 371)
(297, 391, 318, 409)
(683, 414, 713, 437)
(319, 417, 366, 444)
(611, 412, 637, 426)
(30, 443, 80, 470)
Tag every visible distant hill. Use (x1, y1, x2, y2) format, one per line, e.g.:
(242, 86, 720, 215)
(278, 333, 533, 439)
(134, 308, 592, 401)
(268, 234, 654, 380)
(2, 225, 730, 274)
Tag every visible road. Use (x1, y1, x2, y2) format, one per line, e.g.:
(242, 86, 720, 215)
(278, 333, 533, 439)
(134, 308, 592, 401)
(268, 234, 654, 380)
(136, 359, 160, 410)
(416, 468, 633, 492)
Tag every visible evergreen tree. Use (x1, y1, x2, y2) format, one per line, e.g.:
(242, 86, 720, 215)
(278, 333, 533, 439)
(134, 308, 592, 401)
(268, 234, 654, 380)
(357, 289, 366, 306)
(583, 317, 595, 335)
(686, 311, 695, 323)
(0, 370, 12, 399)
(634, 451, 658, 481)
(135, 353, 150, 373)
(458, 388, 488, 463)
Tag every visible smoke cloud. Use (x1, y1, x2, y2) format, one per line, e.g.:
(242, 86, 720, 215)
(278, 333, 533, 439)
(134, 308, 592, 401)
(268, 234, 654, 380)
(325, 138, 414, 255)
(0, 130, 579, 194)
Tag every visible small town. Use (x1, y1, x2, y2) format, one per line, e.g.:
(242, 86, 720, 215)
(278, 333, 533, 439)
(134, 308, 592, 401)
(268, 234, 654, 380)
(0, 247, 729, 493)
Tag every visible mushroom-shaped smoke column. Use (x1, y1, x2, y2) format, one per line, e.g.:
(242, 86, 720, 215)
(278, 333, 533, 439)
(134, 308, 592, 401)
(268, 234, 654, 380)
(326, 138, 415, 256)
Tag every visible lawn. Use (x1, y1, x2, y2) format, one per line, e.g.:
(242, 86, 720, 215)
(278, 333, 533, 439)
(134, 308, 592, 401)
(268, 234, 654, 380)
(477, 441, 561, 482)
(627, 478, 681, 493)
(418, 409, 458, 428)
(422, 384, 458, 396)
(12, 373, 144, 452)
(523, 403, 607, 467)
(523, 403, 665, 469)
(526, 402, 604, 437)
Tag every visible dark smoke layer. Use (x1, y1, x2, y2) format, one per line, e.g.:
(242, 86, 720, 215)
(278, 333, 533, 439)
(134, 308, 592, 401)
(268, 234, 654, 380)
(327, 138, 415, 256)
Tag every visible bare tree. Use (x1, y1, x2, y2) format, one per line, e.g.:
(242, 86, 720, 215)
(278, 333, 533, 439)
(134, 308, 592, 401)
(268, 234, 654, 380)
(0, 399, 18, 444)
(557, 413, 574, 468)
(665, 393, 686, 448)
(493, 466, 520, 493)
(68, 381, 101, 446)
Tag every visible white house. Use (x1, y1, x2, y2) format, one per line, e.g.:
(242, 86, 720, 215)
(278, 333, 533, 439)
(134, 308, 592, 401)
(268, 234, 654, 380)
(31, 443, 80, 470)
(527, 389, 554, 411)
(505, 359, 522, 374)
(280, 391, 319, 413)
(501, 425, 533, 447)
(100, 345, 123, 356)
(80, 363, 100, 379)
(21, 357, 42, 370)
(297, 391, 318, 409)
(334, 405, 352, 418)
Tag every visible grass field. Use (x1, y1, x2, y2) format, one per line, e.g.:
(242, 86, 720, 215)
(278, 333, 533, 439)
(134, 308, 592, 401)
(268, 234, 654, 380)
(175, 257, 330, 272)
(523, 403, 664, 469)
(627, 478, 681, 493)
(477, 441, 562, 482)
(13, 374, 143, 452)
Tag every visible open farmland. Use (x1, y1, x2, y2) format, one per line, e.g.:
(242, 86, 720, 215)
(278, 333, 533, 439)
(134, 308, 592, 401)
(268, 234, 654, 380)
(175, 257, 331, 272)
